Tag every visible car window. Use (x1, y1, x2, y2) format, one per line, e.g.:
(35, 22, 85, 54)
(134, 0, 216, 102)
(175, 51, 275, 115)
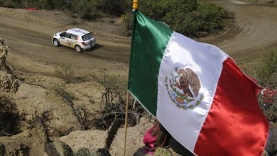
(71, 34, 78, 40)
(82, 33, 93, 41)
(60, 32, 66, 37)
(64, 33, 71, 39)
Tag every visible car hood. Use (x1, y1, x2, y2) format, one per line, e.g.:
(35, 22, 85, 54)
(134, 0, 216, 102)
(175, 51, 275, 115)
(53, 31, 63, 38)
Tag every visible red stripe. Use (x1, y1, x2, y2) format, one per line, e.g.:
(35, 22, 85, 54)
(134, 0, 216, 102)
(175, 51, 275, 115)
(194, 58, 268, 156)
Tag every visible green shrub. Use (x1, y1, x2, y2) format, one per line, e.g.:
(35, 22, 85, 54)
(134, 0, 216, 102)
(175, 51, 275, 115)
(0, 0, 235, 38)
(120, 13, 133, 36)
(96, 0, 129, 16)
(74, 147, 96, 156)
(70, 0, 97, 20)
(139, 0, 234, 37)
(2, 0, 20, 8)
(36, 0, 54, 10)
(138, 0, 169, 20)
(253, 50, 277, 127)
(255, 50, 277, 87)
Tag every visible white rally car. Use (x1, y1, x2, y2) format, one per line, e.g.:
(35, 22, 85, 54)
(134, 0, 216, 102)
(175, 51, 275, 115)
(52, 28, 96, 52)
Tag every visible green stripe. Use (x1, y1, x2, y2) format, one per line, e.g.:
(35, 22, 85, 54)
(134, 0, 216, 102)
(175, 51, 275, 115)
(128, 11, 173, 115)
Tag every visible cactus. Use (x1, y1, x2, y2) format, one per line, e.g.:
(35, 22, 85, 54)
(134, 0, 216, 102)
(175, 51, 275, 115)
(96, 119, 121, 156)
(36, 117, 73, 156)
(153, 148, 172, 156)
(74, 147, 96, 156)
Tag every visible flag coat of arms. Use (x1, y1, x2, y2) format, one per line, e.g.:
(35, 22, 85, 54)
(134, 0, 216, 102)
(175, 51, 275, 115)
(128, 11, 269, 156)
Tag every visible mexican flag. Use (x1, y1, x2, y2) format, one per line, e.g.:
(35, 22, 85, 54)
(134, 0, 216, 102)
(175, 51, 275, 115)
(128, 11, 269, 156)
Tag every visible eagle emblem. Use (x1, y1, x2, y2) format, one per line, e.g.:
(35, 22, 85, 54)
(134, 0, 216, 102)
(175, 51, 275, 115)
(165, 67, 204, 109)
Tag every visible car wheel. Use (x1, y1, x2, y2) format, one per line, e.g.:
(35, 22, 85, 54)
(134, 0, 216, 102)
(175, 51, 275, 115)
(53, 39, 60, 47)
(75, 45, 82, 53)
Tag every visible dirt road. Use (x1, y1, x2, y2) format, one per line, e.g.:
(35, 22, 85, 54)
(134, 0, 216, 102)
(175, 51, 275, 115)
(0, 0, 277, 75)
(0, 7, 131, 76)
(211, 0, 277, 63)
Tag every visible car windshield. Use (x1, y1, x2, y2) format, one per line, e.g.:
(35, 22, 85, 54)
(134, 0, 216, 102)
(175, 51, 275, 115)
(82, 33, 93, 41)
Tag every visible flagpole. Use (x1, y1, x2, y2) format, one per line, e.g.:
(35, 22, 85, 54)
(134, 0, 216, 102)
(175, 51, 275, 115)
(123, 90, 129, 156)
(123, 1, 139, 156)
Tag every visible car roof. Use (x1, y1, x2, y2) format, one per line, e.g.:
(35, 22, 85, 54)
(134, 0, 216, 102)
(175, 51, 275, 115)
(66, 28, 91, 36)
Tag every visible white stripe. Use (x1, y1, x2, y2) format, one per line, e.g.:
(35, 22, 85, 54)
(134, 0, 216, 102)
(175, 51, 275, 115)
(157, 32, 228, 152)
(229, 0, 247, 5)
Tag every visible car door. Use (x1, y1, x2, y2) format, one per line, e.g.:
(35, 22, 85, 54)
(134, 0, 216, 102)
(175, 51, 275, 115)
(60, 32, 71, 47)
(68, 34, 78, 48)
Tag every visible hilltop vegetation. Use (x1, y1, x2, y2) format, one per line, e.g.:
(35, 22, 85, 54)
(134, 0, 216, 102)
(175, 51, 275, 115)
(254, 50, 277, 126)
(0, 0, 234, 37)
(0, 0, 276, 155)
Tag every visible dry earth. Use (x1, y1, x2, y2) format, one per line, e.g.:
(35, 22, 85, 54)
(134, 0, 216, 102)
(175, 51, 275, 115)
(0, 0, 277, 156)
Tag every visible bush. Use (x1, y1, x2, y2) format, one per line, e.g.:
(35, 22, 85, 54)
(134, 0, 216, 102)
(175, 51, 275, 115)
(139, 0, 234, 37)
(0, 0, 235, 38)
(36, 0, 54, 10)
(138, 0, 169, 20)
(54, 63, 74, 83)
(90, 69, 144, 130)
(1, 0, 20, 8)
(96, 0, 129, 16)
(253, 50, 277, 127)
(69, 0, 98, 20)
(255, 50, 277, 87)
